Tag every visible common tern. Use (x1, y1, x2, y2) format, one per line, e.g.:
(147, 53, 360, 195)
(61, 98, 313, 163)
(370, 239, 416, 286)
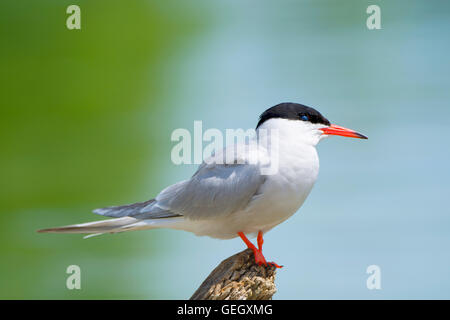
(38, 102, 367, 267)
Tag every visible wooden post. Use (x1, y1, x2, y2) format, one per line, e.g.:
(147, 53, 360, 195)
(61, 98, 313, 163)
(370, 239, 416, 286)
(190, 249, 277, 300)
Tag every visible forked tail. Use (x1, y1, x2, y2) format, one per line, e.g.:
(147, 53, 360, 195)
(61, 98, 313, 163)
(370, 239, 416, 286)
(37, 217, 156, 238)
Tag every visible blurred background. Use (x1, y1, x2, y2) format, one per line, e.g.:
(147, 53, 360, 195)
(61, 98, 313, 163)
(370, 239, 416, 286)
(1, 0, 449, 299)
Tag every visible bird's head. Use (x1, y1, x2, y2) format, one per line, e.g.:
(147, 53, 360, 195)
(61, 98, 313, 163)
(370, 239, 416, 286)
(256, 102, 367, 146)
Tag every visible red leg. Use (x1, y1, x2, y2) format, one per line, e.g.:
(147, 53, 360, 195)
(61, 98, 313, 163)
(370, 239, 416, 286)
(257, 231, 283, 268)
(238, 232, 267, 266)
(257, 231, 264, 251)
(238, 231, 283, 268)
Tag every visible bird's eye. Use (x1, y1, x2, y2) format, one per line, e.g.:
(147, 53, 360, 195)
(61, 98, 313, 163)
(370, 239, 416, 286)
(300, 115, 309, 121)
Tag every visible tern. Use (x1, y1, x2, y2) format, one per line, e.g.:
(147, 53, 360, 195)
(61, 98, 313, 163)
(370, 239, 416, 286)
(38, 102, 367, 267)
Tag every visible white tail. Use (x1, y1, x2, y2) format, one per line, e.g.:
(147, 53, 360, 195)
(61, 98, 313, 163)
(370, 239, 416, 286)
(37, 216, 186, 238)
(37, 217, 142, 236)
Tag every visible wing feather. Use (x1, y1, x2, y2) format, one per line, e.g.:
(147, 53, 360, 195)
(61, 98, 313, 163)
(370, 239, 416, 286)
(154, 142, 266, 219)
(94, 142, 267, 220)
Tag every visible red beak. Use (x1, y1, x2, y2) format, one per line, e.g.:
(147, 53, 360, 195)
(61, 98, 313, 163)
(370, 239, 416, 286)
(320, 124, 368, 139)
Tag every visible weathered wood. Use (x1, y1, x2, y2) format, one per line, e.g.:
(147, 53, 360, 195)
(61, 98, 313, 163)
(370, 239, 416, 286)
(190, 249, 277, 300)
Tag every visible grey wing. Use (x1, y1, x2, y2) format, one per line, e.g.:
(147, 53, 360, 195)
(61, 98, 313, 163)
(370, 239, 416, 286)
(94, 143, 266, 220)
(93, 199, 182, 219)
(149, 143, 266, 220)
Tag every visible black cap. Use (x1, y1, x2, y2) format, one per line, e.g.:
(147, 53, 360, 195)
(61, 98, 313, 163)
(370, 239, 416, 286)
(256, 102, 330, 129)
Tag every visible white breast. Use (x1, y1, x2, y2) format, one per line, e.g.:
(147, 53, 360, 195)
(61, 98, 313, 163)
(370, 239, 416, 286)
(236, 119, 320, 235)
(177, 118, 321, 239)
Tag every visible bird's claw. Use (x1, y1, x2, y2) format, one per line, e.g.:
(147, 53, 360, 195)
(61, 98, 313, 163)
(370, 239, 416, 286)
(252, 249, 283, 268)
(267, 261, 283, 268)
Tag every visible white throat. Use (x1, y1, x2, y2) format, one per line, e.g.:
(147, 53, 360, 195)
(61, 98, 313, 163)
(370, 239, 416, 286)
(255, 118, 324, 181)
(256, 118, 326, 147)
